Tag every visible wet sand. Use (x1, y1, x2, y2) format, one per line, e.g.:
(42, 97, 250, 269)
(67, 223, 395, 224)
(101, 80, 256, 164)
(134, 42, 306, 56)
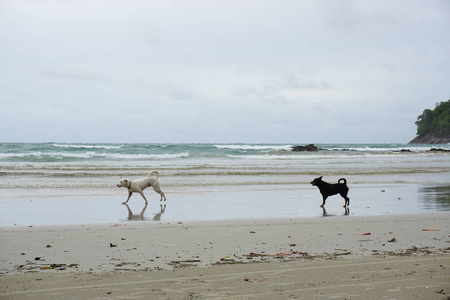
(1, 213, 449, 299)
(1, 183, 449, 226)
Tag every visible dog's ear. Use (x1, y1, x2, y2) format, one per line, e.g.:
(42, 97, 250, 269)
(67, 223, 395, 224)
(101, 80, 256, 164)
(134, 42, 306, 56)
(319, 176, 323, 179)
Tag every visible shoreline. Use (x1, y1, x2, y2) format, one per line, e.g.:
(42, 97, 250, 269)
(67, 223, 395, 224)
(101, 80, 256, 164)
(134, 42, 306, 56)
(1, 212, 449, 299)
(1, 182, 449, 227)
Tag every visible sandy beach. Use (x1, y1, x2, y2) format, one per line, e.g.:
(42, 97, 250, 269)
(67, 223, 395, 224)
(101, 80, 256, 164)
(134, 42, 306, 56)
(1, 143, 449, 298)
(1, 213, 449, 299)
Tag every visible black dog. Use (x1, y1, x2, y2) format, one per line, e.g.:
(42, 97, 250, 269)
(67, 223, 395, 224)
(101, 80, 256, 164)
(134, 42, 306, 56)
(311, 176, 350, 207)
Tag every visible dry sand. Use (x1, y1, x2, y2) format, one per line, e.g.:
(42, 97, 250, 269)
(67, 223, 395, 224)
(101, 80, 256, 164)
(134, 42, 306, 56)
(1, 213, 449, 299)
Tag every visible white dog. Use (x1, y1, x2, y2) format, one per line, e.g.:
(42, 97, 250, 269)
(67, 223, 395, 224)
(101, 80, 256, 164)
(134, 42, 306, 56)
(117, 171, 166, 204)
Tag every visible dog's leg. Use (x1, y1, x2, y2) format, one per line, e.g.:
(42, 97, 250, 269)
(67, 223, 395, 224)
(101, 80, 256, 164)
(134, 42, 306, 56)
(340, 191, 350, 207)
(153, 183, 166, 201)
(320, 195, 327, 207)
(157, 190, 166, 201)
(138, 191, 148, 204)
(152, 185, 166, 201)
(122, 191, 133, 204)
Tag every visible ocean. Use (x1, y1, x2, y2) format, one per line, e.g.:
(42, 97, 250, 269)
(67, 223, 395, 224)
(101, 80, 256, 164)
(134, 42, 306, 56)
(1, 143, 449, 225)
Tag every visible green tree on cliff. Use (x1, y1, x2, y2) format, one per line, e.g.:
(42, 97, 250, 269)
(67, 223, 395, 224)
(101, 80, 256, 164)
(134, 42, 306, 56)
(415, 100, 450, 137)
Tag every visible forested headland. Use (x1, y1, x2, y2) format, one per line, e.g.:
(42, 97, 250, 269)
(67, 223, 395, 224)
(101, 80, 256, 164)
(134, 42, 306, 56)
(409, 100, 450, 144)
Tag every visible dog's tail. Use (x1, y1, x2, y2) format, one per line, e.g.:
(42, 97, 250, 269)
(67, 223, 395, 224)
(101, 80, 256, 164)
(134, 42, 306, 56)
(148, 171, 159, 178)
(338, 178, 347, 185)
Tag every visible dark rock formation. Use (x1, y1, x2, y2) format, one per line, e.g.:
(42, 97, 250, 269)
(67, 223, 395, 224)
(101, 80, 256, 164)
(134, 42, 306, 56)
(393, 149, 412, 153)
(292, 144, 320, 152)
(428, 148, 450, 152)
(409, 132, 450, 144)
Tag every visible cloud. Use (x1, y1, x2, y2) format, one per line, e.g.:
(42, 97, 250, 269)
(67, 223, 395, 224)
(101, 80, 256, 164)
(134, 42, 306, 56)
(37, 65, 116, 84)
(1, 0, 449, 143)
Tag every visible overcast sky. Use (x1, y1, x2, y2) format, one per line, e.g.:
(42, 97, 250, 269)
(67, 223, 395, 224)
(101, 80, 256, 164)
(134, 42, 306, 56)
(1, 0, 449, 143)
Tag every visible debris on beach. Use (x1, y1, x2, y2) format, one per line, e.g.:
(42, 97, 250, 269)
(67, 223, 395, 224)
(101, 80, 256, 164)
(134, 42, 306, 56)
(213, 250, 328, 265)
(17, 261, 79, 272)
(371, 246, 443, 257)
(333, 249, 352, 256)
(113, 261, 144, 271)
(244, 278, 264, 283)
(333, 251, 352, 256)
(219, 257, 238, 263)
(214, 243, 450, 267)
(168, 259, 201, 269)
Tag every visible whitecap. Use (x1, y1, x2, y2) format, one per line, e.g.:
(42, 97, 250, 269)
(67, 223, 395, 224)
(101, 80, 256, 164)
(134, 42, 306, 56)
(214, 144, 293, 151)
(52, 144, 124, 150)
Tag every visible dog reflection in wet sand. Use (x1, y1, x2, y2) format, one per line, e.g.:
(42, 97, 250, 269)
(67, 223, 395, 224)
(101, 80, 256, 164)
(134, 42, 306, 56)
(153, 204, 166, 221)
(124, 203, 148, 221)
(124, 203, 166, 221)
(117, 171, 166, 204)
(123, 203, 166, 221)
(311, 176, 350, 208)
(322, 206, 350, 217)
